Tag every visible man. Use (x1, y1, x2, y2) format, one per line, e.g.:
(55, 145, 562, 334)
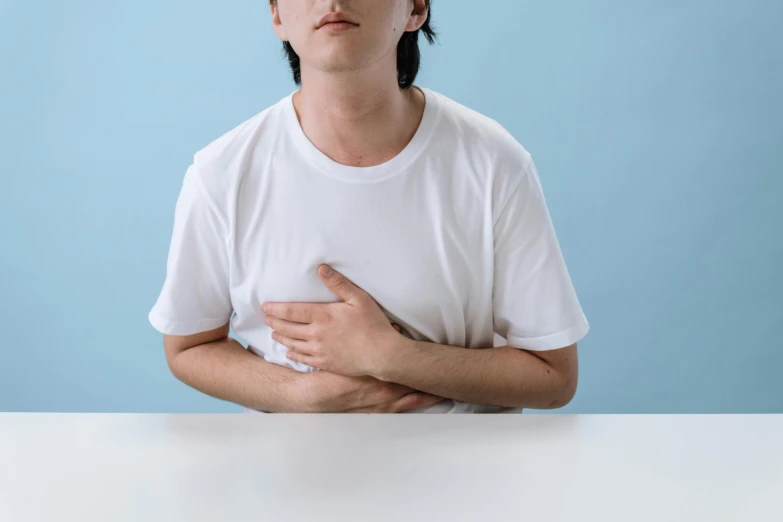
(149, 0, 589, 413)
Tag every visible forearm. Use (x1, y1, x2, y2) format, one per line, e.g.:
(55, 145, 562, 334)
(169, 336, 309, 413)
(373, 340, 576, 410)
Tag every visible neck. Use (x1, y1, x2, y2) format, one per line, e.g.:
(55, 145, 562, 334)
(292, 61, 425, 167)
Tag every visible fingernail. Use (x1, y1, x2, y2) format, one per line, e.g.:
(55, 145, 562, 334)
(320, 265, 332, 277)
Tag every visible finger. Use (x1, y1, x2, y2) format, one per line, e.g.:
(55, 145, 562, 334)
(340, 383, 417, 413)
(344, 393, 417, 413)
(262, 302, 323, 324)
(318, 265, 363, 303)
(345, 402, 395, 413)
(284, 349, 320, 368)
(271, 331, 315, 356)
(344, 406, 376, 413)
(393, 393, 445, 413)
(265, 315, 314, 341)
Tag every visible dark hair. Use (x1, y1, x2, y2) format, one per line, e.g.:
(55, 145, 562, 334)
(270, 1, 437, 89)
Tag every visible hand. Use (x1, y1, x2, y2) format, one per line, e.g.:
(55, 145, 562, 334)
(262, 264, 407, 377)
(296, 370, 446, 413)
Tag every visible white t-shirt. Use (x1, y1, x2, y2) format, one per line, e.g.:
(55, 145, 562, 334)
(149, 86, 590, 414)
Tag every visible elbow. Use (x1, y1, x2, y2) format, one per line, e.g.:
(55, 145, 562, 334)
(166, 354, 180, 378)
(546, 373, 578, 409)
(163, 343, 190, 382)
(165, 352, 187, 383)
(546, 382, 577, 409)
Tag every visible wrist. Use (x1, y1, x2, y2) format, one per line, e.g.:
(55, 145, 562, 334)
(371, 335, 417, 383)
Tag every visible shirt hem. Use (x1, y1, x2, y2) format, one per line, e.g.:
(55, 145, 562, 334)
(148, 310, 231, 336)
(505, 316, 590, 351)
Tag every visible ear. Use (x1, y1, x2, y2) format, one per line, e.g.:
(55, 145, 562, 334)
(405, 0, 429, 32)
(270, 0, 289, 42)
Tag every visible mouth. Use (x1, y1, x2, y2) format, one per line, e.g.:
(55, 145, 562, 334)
(316, 12, 359, 30)
(319, 22, 358, 33)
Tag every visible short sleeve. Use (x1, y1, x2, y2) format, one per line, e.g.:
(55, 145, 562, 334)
(148, 163, 233, 336)
(492, 155, 589, 351)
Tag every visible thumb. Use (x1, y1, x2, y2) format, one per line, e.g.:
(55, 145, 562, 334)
(318, 264, 361, 302)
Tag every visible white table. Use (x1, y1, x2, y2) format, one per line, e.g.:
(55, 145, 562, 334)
(1, 413, 781, 521)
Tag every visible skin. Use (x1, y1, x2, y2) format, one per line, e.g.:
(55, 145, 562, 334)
(162, 0, 579, 412)
(270, 0, 430, 168)
(163, 322, 445, 413)
(264, 265, 578, 410)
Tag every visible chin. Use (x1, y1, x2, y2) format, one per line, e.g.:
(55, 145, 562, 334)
(311, 56, 366, 75)
(305, 42, 369, 66)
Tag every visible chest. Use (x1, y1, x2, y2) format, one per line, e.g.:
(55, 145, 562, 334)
(237, 201, 486, 321)
(227, 165, 493, 334)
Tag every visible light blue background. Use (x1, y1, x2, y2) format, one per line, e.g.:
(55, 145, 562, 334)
(1, 1, 781, 413)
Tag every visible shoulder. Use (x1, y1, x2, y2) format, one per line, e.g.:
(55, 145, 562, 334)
(192, 99, 282, 169)
(426, 88, 533, 172)
(182, 95, 288, 212)
(425, 88, 538, 215)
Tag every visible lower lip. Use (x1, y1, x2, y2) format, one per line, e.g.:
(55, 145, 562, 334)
(319, 22, 358, 33)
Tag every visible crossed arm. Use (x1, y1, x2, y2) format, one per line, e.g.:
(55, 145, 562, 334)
(262, 264, 579, 410)
(370, 338, 577, 410)
(164, 265, 579, 413)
